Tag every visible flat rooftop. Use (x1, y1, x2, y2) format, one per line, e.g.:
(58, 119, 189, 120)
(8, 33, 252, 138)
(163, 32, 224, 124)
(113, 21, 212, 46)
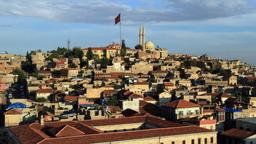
(237, 117, 256, 124)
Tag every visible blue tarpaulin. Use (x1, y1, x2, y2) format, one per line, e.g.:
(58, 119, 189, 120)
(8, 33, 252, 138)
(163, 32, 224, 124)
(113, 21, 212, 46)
(223, 107, 242, 112)
(7, 102, 26, 110)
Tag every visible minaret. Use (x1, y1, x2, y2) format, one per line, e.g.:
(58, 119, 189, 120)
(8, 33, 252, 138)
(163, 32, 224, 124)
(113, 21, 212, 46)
(139, 26, 145, 51)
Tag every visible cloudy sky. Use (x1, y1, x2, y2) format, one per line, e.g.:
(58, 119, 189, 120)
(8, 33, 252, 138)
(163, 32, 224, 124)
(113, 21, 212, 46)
(0, 0, 256, 64)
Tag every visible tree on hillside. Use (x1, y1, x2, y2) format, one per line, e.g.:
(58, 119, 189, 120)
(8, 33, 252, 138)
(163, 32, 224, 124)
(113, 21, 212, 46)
(100, 57, 108, 68)
(56, 47, 68, 55)
(22, 51, 36, 73)
(120, 40, 127, 57)
(135, 44, 142, 50)
(103, 49, 107, 58)
(12, 69, 27, 83)
(72, 47, 84, 60)
(86, 48, 93, 60)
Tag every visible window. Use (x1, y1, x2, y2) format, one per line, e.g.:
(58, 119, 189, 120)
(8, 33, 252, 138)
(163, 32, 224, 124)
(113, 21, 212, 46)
(187, 110, 192, 115)
(178, 111, 183, 116)
(198, 138, 201, 144)
(191, 139, 194, 144)
(182, 140, 185, 144)
(95, 111, 99, 116)
(204, 138, 207, 144)
(171, 142, 175, 144)
(210, 137, 213, 143)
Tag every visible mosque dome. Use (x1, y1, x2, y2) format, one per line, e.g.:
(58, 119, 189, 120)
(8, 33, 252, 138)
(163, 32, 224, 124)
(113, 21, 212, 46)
(145, 41, 155, 51)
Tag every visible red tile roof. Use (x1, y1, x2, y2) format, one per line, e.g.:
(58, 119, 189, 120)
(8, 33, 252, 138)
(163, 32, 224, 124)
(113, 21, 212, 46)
(144, 96, 156, 102)
(164, 82, 174, 87)
(5, 109, 22, 115)
(129, 93, 143, 99)
(222, 128, 255, 139)
(199, 119, 216, 125)
(39, 126, 212, 144)
(246, 77, 256, 81)
(9, 116, 214, 144)
(64, 96, 78, 102)
(10, 124, 44, 144)
(164, 99, 200, 108)
(83, 47, 106, 51)
(82, 116, 146, 126)
(37, 88, 53, 94)
(46, 125, 85, 137)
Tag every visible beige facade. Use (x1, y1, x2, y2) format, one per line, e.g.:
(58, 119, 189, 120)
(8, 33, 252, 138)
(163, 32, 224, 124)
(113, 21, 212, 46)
(95, 132, 217, 144)
(131, 61, 153, 74)
(86, 87, 114, 99)
(31, 52, 45, 69)
(179, 79, 192, 88)
(228, 75, 238, 85)
(4, 111, 23, 127)
(127, 82, 149, 95)
(250, 97, 256, 108)
(4, 109, 37, 127)
(122, 98, 143, 112)
(159, 91, 172, 105)
(205, 78, 228, 87)
(0, 74, 17, 84)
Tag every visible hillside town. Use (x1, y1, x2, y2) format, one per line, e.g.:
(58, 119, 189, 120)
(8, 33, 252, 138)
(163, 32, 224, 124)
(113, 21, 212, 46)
(0, 26, 256, 144)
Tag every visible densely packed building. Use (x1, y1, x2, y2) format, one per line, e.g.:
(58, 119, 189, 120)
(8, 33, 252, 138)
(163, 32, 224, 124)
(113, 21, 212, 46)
(0, 27, 256, 144)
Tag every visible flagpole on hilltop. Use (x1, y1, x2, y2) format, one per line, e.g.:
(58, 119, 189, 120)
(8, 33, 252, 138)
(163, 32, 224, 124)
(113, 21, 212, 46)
(120, 13, 122, 46)
(115, 13, 122, 46)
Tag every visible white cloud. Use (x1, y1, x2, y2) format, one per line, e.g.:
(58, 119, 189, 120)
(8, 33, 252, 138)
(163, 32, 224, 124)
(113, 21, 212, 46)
(0, 0, 254, 24)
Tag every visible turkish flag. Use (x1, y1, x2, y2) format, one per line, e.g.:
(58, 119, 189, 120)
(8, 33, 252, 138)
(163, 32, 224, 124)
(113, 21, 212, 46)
(115, 13, 121, 24)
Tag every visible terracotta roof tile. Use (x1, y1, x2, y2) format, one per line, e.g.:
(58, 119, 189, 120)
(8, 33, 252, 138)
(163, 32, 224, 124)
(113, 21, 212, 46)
(164, 99, 200, 108)
(9, 116, 214, 144)
(64, 96, 78, 102)
(37, 88, 53, 94)
(5, 109, 22, 115)
(222, 128, 255, 139)
(45, 125, 85, 137)
(144, 96, 156, 101)
(40, 126, 212, 144)
(10, 124, 44, 144)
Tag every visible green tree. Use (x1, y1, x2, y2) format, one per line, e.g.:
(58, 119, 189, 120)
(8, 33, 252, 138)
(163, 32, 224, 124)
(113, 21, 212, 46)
(86, 48, 93, 60)
(107, 95, 118, 106)
(56, 47, 68, 55)
(103, 49, 107, 58)
(120, 40, 127, 57)
(36, 97, 48, 102)
(22, 51, 36, 73)
(135, 44, 142, 50)
(100, 57, 108, 68)
(72, 47, 84, 59)
(46, 53, 60, 61)
(12, 69, 27, 83)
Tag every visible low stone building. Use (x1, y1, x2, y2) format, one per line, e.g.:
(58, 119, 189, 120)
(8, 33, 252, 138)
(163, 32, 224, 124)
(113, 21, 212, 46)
(6, 115, 217, 144)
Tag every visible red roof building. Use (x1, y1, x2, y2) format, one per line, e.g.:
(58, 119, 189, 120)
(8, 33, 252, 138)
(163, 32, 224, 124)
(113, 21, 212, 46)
(7, 115, 217, 144)
(164, 99, 200, 109)
(162, 100, 201, 120)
